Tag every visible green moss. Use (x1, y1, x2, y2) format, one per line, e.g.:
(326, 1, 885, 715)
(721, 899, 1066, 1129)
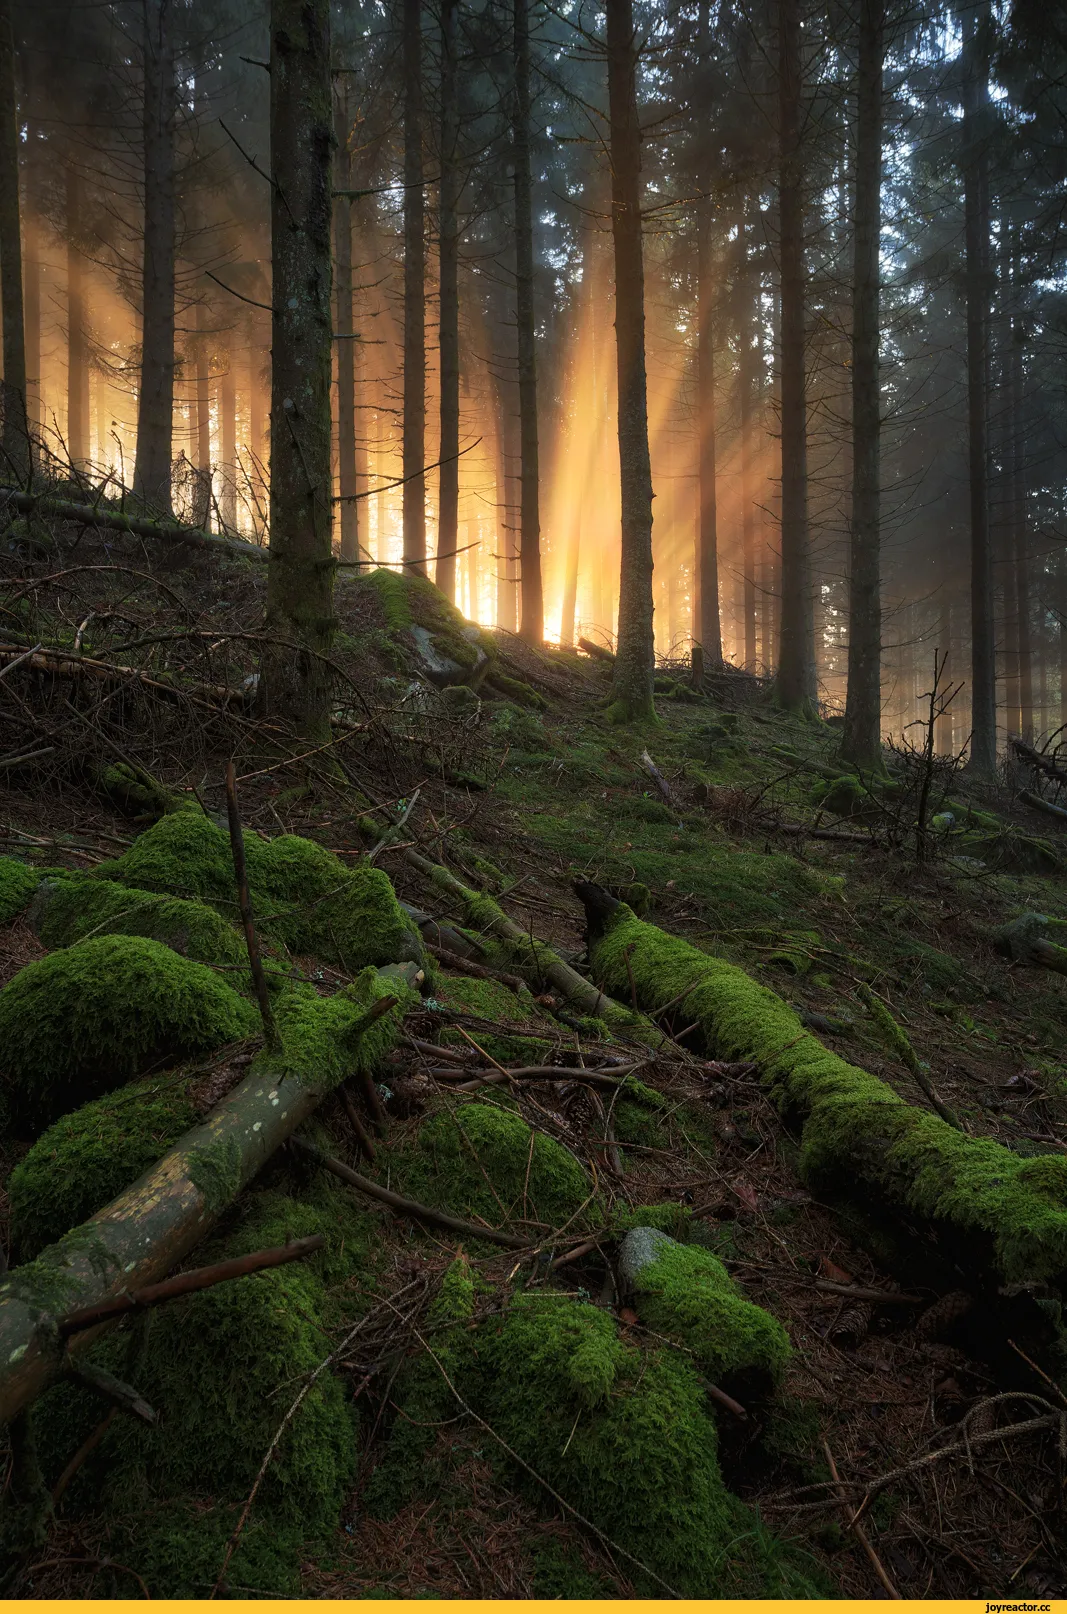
(94, 761, 185, 821)
(624, 1236, 790, 1399)
(589, 906, 1067, 1291)
(0, 934, 258, 1133)
(432, 972, 553, 1064)
(810, 774, 869, 816)
(614, 1202, 693, 1240)
(530, 1539, 613, 1599)
(9, 1075, 198, 1259)
(0, 856, 38, 922)
(469, 1294, 820, 1597)
(385, 1101, 596, 1237)
(33, 1194, 359, 1596)
(31, 874, 249, 969)
(95, 810, 423, 971)
(489, 674, 547, 711)
(265, 967, 418, 1089)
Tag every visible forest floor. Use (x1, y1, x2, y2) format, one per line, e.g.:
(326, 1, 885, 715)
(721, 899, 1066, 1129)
(1, 529, 1066, 1599)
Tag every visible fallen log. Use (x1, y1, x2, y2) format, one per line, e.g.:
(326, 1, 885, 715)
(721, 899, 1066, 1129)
(394, 842, 662, 1045)
(993, 911, 1067, 976)
(1012, 737, 1067, 787)
(0, 640, 247, 711)
(577, 636, 614, 663)
(1018, 788, 1067, 825)
(0, 486, 266, 562)
(425, 941, 527, 994)
(0, 982, 405, 1425)
(574, 880, 1067, 1308)
(639, 749, 675, 807)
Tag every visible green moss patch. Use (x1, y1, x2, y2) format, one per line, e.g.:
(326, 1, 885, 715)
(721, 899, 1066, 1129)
(0, 934, 258, 1133)
(384, 1101, 596, 1237)
(468, 1294, 821, 1596)
(589, 905, 1067, 1292)
(9, 1075, 198, 1259)
(432, 972, 558, 1064)
(31, 874, 248, 969)
(33, 1194, 358, 1597)
(619, 1229, 790, 1399)
(95, 809, 423, 971)
(0, 856, 38, 922)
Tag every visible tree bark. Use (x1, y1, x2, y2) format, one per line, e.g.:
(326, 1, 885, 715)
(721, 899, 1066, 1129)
(772, 0, 816, 713)
(738, 204, 758, 670)
(513, 0, 542, 643)
(65, 167, 89, 470)
(0, 0, 29, 480)
(334, 84, 358, 562)
(259, 0, 335, 736)
(961, 1, 996, 775)
(1010, 295, 1032, 742)
(435, 0, 460, 602)
(840, 0, 884, 768)
(606, 0, 655, 722)
(402, 0, 426, 576)
(133, 0, 176, 514)
(220, 340, 236, 531)
(695, 207, 722, 668)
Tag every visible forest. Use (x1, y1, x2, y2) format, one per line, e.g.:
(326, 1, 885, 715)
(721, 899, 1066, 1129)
(0, 0, 1065, 1600)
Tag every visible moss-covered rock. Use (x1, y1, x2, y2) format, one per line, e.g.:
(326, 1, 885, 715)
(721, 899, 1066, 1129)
(29, 874, 249, 969)
(617, 1227, 790, 1400)
(588, 902, 1067, 1294)
(33, 1194, 358, 1597)
(94, 809, 424, 971)
(470, 1294, 820, 1596)
(0, 934, 258, 1133)
(8, 1074, 199, 1259)
(385, 1101, 596, 1237)
(0, 856, 38, 922)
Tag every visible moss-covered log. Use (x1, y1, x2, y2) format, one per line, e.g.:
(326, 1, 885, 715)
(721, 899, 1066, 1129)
(0, 486, 265, 561)
(576, 882, 1067, 1301)
(0, 973, 409, 1425)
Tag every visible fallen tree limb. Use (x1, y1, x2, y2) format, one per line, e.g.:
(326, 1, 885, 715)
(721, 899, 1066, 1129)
(575, 880, 1067, 1304)
(0, 639, 247, 711)
(1019, 788, 1067, 824)
(0, 486, 266, 562)
(396, 843, 660, 1043)
(290, 1136, 530, 1248)
(577, 636, 614, 663)
(813, 1279, 924, 1305)
(453, 1062, 645, 1093)
(425, 942, 526, 994)
(0, 984, 405, 1425)
(639, 749, 675, 807)
(823, 1439, 901, 1599)
(57, 1235, 326, 1337)
(65, 1359, 156, 1424)
(1013, 737, 1067, 787)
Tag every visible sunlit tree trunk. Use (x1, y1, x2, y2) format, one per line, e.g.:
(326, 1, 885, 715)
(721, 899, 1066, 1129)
(133, 0, 175, 512)
(65, 166, 89, 469)
(606, 0, 655, 722)
(738, 202, 757, 670)
(1010, 307, 1032, 742)
(333, 85, 358, 563)
(772, 0, 816, 713)
(696, 207, 722, 667)
(514, 0, 542, 642)
(220, 341, 236, 530)
(0, 0, 29, 479)
(840, 0, 884, 767)
(402, 0, 426, 575)
(961, 0, 996, 775)
(260, 0, 335, 735)
(22, 79, 38, 437)
(436, 0, 460, 601)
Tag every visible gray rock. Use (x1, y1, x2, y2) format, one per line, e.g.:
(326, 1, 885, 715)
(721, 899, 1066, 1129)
(617, 1226, 675, 1295)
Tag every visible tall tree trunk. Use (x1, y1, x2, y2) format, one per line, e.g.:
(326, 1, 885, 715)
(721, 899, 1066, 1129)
(66, 167, 89, 469)
(220, 341, 236, 530)
(840, 0, 884, 767)
(696, 208, 722, 667)
(133, 0, 175, 512)
(435, 0, 460, 601)
(0, 0, 29, 479)
(772, 0, 815, 712)
(22, 113, 38, 436)
(606, 0, 655, 722)
(961, 1, 996, 775)
(402, 0, 426, 575)
(260, 0, 335, 735)
(334, 85, 358, 562)
(1010, 299, 1033, 742)
(738, 204, 757, 670)
(936, 598, 953, 753)
(513, 0, 542, 642)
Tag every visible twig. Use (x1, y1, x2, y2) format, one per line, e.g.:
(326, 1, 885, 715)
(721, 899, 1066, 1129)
(425, 943, 526, 993)
(339, 1081, 376, 1162)
(0, 640, 42, 681)
(224, 760, 280, 1053)
(453, 1062, 643, 1093)
(51, 1410, 116, 1504)
(64, 1360, 156, 1424)
(822, 1438, 901, 1599)
(367, 788, 420, 864)
(290, 1136, 530, 1248)
(57, 1236, 326, 1337)
(813, 1279, 924, 1305)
